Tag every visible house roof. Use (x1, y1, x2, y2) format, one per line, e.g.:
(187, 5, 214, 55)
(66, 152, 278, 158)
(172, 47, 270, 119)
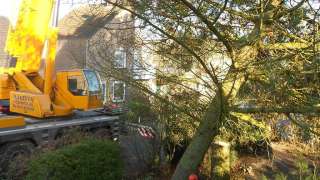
(58, 4, 118, 38)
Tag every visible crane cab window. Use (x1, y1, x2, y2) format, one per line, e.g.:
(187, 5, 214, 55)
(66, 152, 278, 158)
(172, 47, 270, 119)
(83, 70, 101, 94)
(68, 75, 87, 96)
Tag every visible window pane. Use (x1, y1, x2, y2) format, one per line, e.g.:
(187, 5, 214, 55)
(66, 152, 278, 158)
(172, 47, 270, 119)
(114, 47, 126, 68)
(84, 70, 100, 93)
(68, 75, 86, 96)
(113, 82, 125, 102)
(133, 51, 142, 69)
(101, 82, 107, 103)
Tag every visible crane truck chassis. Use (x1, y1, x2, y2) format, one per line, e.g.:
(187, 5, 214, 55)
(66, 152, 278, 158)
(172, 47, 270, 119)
(0, 110, 121, 174)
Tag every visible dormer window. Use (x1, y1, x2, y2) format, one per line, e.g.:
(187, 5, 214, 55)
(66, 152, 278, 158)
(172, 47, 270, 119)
(114, 47, 126, 68)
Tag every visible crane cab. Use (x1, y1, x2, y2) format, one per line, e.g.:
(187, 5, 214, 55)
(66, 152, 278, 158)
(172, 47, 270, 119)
(54, 69, 103, 112)
(4, 69, 103, 118)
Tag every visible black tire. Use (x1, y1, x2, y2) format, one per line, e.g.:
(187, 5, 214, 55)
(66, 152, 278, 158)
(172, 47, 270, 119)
(0, 141, 35, 177)
(93, 128, 112, 139)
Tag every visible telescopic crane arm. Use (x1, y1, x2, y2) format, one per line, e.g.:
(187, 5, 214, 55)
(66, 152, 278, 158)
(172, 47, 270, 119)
(2, 0, 57, 75)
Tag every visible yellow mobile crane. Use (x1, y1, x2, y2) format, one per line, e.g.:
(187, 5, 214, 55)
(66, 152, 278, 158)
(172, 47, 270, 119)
(0, 0, 103, 123)
(0, 0, 120, 174)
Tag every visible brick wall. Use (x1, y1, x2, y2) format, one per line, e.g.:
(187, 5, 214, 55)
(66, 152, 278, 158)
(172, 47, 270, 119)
(0, 16, 9, 67)
(55, 38, 87, 71)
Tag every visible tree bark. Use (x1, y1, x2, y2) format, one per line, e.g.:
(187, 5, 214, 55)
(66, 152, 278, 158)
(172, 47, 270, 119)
(171, 93, 226, 180)
(171, 46, 255, 179)
(211, 140, 231, 179)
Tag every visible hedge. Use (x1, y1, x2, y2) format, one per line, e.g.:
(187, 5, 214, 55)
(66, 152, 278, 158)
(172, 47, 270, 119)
(26, 139, 123, 180)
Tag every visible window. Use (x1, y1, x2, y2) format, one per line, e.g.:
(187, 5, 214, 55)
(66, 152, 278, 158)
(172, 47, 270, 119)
(133, 50, 143, 70)
(68, 75, 87, 96)
(83, 70, 100, 93)
(8, 56, 17, 67)
(101, 81, 108, 103)
(114, 47, 126, 68)
(112, 81, 125, 102)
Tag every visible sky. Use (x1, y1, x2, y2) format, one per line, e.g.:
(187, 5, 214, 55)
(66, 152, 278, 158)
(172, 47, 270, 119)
(0, 0, 319, 23)
(0, 0, 86, 22)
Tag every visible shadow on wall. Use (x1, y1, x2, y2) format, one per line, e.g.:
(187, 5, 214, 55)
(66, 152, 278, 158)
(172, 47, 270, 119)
(55, 5, 119, 71)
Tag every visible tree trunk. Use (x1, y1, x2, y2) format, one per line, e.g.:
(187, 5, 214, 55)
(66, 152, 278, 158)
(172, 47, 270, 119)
(171, 93, 226, 180)
(211, 140, 231, 179)
(171, 48, 254, 179)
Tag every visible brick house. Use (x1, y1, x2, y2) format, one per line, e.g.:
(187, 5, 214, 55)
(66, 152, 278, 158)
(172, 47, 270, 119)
(56, 4, 136, 104)
(0, 16, 9, 67)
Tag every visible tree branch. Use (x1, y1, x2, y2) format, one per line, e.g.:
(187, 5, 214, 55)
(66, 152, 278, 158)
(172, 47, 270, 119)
(231, 105, 320, 114)
(275, 0, 307, 19)
(286, 113, 320, 136)
(105, 0, 220, 87)
(211, 0, 229, 25)
(179, 0, 234, 55)
(208, 0, 256, 21)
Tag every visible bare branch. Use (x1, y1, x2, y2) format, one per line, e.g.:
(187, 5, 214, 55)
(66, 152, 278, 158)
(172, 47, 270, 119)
(179, 0, 234, 55)
(275, 0, 307, 18)
(105, 0, 220, 87)
(286, 113, 320, 136)
(211, 0, 229, 25)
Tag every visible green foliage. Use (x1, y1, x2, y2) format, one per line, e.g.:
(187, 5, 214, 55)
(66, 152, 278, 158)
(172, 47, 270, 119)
(271, 157, 319, 180)
(154, 89, 203, 144)
(294, 157, 319, 180)
(275, 172, 287, 180)
(26, 139, 123, 180)
(124, 89, 155, 123)
(288, 8, 306, 30)
(127, 100, 152, 120)
(220, 113, 271, 144)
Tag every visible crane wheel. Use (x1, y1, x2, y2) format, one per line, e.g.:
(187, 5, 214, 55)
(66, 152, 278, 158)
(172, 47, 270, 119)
(0, 141, 35, 177)
(92, 128, 113, 140)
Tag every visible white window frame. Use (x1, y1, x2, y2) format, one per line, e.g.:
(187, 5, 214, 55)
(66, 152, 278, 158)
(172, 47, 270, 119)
(101, 80, 108, 104)
(112, 81, 126, 102)
(114, 47, 126, 68)
(85, 39, 89, 68)
(133, 50, 143, 69)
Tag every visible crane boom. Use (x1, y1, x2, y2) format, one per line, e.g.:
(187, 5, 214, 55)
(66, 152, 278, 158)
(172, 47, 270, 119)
(1, 0, 56, 74)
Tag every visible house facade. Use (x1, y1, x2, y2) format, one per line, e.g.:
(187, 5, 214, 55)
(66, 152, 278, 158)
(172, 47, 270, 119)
(56, 4, 136, 104)
(0, 16, 9, 67)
